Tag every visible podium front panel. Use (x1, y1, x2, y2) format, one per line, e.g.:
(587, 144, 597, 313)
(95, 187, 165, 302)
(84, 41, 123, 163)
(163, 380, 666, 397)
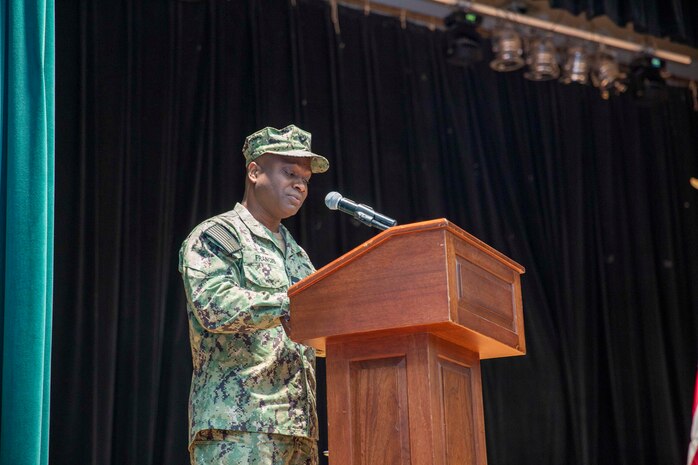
(326, 333, 487, 465)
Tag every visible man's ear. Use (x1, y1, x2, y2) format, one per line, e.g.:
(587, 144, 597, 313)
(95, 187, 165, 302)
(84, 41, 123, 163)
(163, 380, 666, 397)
(247, 161, 260, 182)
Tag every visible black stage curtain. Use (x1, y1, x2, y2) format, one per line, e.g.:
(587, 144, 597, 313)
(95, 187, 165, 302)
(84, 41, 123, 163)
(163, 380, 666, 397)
(549, 0, 698, 48)
(53, 1, 698, 464)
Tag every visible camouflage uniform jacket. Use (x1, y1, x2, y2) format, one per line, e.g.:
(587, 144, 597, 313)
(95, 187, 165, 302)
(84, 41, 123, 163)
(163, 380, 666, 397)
(179, 203, 318, 449)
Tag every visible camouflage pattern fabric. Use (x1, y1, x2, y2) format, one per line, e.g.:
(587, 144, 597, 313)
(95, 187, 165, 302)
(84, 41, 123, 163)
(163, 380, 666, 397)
(242, 125, 329, 174)
(190, 431, 318, 465)
(179, 203, 318, 450)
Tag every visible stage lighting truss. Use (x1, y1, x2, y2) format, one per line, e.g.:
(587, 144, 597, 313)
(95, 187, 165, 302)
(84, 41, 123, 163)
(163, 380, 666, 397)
(524, 36, 559, 81)
(444, 9, 485, 67)
(560, 45, 591, 85)
(627, 54, 668, 102)
(490, 23, 525, 72)
(439, 7, 673, 99)
(591, 48, 628, 99)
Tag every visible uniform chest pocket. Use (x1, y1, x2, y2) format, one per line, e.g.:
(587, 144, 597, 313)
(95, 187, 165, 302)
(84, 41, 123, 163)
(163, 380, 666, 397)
(241, 250, 288, 291)
(286, 259, 314, 286)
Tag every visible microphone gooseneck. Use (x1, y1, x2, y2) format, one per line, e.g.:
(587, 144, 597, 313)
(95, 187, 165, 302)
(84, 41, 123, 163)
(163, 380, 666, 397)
(324, 191, 397, 231)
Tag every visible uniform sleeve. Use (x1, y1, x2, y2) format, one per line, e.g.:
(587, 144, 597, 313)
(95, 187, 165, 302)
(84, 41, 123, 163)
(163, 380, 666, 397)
(179, 230, 289, 333)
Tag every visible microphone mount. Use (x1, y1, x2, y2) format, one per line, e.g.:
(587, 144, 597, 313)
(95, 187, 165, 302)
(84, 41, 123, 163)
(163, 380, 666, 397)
(325, 191, 397, 231)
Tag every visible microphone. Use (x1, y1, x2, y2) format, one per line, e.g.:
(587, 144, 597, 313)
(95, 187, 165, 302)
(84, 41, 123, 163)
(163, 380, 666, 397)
(325, 191, 397, 231)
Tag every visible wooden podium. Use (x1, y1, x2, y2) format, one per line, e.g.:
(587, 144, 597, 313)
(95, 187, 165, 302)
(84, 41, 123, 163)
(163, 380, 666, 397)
(288, 219, 526, 465)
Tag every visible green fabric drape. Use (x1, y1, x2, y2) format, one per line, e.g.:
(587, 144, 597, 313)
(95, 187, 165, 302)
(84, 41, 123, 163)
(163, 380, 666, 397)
(0, 1, 54, 464)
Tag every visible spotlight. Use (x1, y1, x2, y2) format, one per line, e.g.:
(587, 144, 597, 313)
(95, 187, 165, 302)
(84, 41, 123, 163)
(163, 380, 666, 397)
(627, 54, 667, 102)
(444, 10, 484, 67)
(524, 37, 559, 81)
(490, 23, 525, 72)
(560, 45, 590, 85)
(591, 49, 627, 99)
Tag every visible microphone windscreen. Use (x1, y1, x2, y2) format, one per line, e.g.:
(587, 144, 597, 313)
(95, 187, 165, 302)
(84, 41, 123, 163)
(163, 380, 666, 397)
(325, 191, 342, 210)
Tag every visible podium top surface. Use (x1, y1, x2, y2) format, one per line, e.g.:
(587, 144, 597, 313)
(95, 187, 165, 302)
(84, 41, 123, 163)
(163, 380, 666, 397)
(289, 218, 524, 298)
(287, 219, 527, 359)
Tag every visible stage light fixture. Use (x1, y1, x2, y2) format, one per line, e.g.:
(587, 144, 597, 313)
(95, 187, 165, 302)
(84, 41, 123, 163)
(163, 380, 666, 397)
(591, 49, 627, 99)
(490, 23, 525, 72)
(560, 45, 590, 85)
(627, 54, 668, 102)
(444, 9, 485, 67)
(524, 37, 559, 81)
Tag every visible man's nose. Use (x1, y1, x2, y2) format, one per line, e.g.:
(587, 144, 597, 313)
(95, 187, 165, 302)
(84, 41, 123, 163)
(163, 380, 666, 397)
(294, 180, 307, 193)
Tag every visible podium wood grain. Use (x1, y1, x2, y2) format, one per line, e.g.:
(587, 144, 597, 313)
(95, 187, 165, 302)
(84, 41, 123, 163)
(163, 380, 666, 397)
(288, 219, 526, 465)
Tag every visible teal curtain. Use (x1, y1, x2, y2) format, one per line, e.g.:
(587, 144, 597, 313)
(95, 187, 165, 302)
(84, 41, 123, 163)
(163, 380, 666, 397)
(0, 1, 54, 464)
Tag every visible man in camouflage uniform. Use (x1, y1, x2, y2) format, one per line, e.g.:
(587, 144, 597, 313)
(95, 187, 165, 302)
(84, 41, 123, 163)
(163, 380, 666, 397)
(179, 125, 329, 465)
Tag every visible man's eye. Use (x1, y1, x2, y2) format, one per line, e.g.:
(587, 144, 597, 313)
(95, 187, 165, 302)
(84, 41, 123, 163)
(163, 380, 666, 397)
(284, 168, 309, 184)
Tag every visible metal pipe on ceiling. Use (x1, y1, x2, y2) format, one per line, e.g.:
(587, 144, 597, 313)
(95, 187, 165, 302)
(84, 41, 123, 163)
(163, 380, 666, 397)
(431, 0, 691, 65)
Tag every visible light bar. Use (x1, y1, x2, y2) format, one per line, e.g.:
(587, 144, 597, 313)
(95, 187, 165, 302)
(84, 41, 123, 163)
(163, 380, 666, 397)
(430, 0, 691, 65)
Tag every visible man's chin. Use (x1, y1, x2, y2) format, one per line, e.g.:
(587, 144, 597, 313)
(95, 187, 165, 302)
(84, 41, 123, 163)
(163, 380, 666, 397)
(280, 204, 302, 219)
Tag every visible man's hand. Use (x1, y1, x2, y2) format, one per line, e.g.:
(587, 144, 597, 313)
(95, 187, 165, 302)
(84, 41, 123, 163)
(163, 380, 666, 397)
(280, 314, 292, 337)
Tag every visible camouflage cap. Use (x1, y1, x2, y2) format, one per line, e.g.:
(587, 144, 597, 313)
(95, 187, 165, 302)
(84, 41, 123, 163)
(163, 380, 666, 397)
(242, 125, 329, 174)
